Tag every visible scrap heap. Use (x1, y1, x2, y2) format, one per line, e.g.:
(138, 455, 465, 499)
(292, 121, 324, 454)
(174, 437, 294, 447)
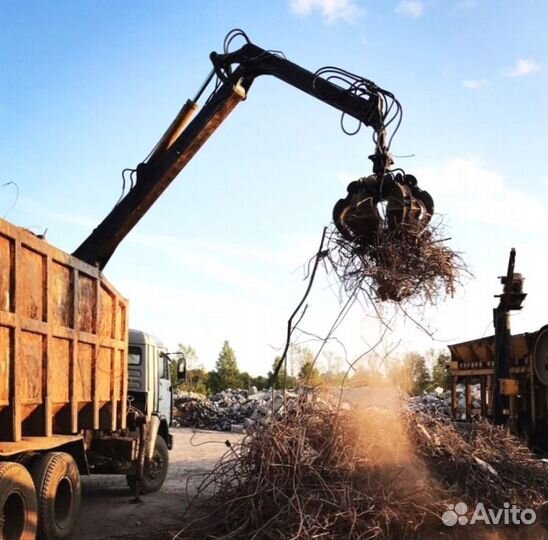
(406, 408, 548, 510)
(180, 394, 444, 539)
(178, 393, 548, 540)
(173, 389, 298, 432)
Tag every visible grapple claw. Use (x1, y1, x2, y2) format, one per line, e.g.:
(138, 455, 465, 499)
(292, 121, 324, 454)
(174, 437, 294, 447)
(333, 173, 434, 246)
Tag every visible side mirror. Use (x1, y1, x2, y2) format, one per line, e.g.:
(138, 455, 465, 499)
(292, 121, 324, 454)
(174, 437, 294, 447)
(177, 356, 187, 384)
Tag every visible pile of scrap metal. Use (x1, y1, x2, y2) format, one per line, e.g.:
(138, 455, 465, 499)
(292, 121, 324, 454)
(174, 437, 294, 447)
(176, 391, 548, 540)
(178, 394, 445, 539)
(172, 389, 298, 432)
(405, 406, 548, 511)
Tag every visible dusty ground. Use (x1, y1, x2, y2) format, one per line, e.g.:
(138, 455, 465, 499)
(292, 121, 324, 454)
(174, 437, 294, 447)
(74, 428, 242, 540)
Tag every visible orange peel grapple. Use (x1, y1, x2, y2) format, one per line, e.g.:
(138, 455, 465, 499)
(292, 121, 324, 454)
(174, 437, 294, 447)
(333, 170, 434, 246)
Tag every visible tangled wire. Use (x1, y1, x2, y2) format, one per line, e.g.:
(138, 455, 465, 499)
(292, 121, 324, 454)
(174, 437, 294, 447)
(175, 394, 548, 540)
(405, 409, 548, 509)
(178, 396, 445, 540)
(326, 217, 467, 305)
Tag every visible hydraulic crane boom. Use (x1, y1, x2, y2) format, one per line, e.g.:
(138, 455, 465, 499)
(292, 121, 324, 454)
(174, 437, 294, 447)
(73, 31, 429, 269)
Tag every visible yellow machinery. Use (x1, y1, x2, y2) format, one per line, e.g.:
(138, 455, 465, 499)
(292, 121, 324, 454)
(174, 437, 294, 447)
(449, 326, 548, 441)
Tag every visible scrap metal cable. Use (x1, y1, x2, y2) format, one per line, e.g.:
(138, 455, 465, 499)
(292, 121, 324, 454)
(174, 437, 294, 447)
(326, 216, 468, 307)
(271, 227, 329, 384)
(174, 396, 446, 540)
(405, 408, 548, 509)
(174, 395, 548, 540)
(2, 181, 19, 218)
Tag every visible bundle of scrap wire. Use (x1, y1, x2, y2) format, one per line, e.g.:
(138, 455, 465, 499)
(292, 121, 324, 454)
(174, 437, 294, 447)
(404, 409, 548, 510)
(177, 395, 548, 540)
(178, 395, 447, 540)
(327, 217, 466, 305)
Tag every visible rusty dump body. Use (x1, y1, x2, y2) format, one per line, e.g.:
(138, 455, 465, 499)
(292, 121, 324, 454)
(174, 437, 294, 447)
(0, 216, 128, 453)
(449, 327, 548, 446)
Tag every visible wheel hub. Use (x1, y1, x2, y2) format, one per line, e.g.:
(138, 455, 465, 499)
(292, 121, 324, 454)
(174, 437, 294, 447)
(2, 492, 25, 540)
(148, 451, 164, 480)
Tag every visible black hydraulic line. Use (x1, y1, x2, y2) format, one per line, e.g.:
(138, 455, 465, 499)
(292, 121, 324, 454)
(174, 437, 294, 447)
(213, 43, 383, 130)
(192, 69, 215, 103)
(73, 75, 249, 269)
(73, 42, 386, 269)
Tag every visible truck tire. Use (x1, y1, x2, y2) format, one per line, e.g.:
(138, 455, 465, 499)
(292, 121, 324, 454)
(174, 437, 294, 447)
(0, 461, 37, 540)
(30, 452, 81, 540)
(127, 436, 169, 494)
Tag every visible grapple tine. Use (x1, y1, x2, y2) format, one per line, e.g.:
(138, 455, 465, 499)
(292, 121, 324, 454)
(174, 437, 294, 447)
(333, 172, 434, 247)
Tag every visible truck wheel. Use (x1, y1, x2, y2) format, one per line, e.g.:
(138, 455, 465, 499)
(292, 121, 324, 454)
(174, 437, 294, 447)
(30, 452, 81, 540)
(127, 436, 169, 494)
(0, 461, 37, 540)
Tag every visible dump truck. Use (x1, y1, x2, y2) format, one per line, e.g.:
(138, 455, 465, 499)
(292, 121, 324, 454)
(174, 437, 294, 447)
(0, 219, 182, 540)
(1, 29, 434, 539)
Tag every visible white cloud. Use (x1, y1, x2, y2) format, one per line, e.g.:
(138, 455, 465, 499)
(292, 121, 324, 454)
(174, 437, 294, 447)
(455, 0, 475, 9)
(289, 0, 364, 24)
(394, 158, 547, 348)
(117, 276, 291, 374)
(47, 211, 98, 228)
(129, 231, 284, 266)
(462, 78, 488, 90)
(414, 157, 546, 234)
(395, 0, 424, 18)
(505, 58, 541, 78)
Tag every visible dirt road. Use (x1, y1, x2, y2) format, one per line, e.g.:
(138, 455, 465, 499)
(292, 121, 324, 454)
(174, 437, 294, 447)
(74, 428, 242, 540)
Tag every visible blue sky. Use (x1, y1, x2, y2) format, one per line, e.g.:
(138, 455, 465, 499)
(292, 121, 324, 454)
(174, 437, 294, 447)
(1, 0, 547, 375)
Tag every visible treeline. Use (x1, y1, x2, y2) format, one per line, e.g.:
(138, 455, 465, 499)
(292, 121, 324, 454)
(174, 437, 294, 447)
(173, 341, 451, 397)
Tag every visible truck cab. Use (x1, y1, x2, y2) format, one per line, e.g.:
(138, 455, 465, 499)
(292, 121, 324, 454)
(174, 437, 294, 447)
(127, 329, 175, 449)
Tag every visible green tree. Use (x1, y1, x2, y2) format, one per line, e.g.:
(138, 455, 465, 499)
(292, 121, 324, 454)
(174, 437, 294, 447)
(431, 351, 450, 390)
(180, 368, 209, 394)
(238, 371, 252, 389)
(408, 352, 432, 395)
(284, 374, 298, 388)
(251, 375, 268, 390)
(213, 340, 240, 391)
(298, 358, 321, 386)
(206, 370, 220, 394)
(268, 356, 297, 388)
(268, 356, 284, 386)
(387, 353, 431, 395)
(170, 343, 199, 391)
(386, 359, 410, 392)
